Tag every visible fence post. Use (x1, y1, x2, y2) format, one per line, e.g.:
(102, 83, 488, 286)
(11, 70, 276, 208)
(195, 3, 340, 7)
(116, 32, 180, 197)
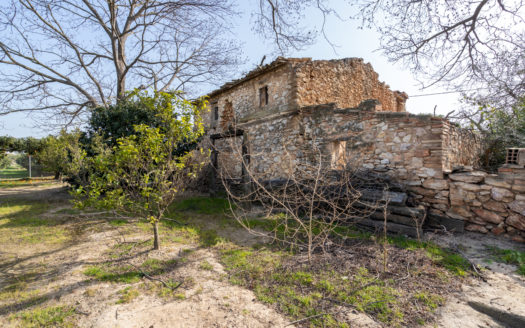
(28, 154, 32, 178)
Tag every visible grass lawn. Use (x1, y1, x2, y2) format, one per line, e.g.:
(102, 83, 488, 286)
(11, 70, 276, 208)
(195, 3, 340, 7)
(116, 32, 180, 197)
(0, 168, 28, 180)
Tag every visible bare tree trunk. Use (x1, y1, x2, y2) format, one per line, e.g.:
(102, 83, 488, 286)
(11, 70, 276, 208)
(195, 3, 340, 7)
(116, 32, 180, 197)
(153, 221, 160, 250)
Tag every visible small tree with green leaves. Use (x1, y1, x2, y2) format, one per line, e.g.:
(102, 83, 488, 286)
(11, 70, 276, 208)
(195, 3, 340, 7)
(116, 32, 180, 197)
(74, 91, 207, 250)
(463, 99, 525, 171)
(0, 154, 12, 169)
(37, 130, 82, 179)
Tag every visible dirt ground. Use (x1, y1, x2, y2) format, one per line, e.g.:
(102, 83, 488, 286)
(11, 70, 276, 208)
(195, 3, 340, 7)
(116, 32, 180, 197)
(1, 182, 524, 328)
(0, 183, 292, 328)
(428, 232, 525, 328)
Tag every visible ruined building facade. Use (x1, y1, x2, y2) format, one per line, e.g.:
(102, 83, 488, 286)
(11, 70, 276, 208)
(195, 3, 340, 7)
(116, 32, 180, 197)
(203, 57, 525, 242)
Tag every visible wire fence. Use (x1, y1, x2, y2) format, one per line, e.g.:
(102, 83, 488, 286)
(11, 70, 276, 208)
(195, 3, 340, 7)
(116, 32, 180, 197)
(0, 154, 53, 180)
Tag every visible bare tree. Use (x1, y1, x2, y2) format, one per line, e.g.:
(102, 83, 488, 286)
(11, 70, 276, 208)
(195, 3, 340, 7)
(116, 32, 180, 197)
(253, 0, 341, 53)
(0, 0, 240, 123)
(352, 0, 525, 111)
(215, 133, 394, 263)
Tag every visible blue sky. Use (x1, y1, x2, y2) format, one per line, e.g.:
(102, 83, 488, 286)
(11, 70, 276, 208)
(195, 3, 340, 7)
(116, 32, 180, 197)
(0, 1, 461, 138)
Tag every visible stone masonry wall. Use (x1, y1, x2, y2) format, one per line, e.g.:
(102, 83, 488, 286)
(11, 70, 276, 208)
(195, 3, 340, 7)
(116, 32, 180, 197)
(204, 57, 524, 241)
(206, 63, 294, 134)
(213, 102, 524, 241)
(230, 102, 477, 185)
(206, 57, 408, 134)
(444, 167, 525, 241)
(293, 58, 408, 112)
(442, 122, 482, 172)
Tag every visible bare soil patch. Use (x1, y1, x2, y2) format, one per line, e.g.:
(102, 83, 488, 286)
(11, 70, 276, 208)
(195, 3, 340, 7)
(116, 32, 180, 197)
(0, 184, 524, 328)
(0, 187, 291, 328)
(428, 232, 525, 328)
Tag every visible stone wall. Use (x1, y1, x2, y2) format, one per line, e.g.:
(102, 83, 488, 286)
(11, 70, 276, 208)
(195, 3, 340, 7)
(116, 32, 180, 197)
(211, 102, 525, 241)
(442, 122, 482, 172)
(292, 58, 408, 112)
(206, 57, 408, 134)
(205, 57, 525, 242)
(214, 101, 478, 183)
(206, 63, 295, 134)
(236, 102, 463, 183)
(442, 167, 525, 242)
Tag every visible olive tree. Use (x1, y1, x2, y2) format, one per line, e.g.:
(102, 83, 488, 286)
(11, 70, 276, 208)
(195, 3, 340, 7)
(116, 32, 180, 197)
(73, 91, 206, 249)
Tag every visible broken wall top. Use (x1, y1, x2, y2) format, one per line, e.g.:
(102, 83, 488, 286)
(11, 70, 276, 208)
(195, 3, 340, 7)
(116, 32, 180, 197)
(205, 57, 409, 131)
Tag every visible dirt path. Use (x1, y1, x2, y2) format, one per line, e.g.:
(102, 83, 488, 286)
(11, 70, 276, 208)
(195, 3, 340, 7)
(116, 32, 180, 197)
(429, 232, 525, 328)
(0, 181, 70, 200)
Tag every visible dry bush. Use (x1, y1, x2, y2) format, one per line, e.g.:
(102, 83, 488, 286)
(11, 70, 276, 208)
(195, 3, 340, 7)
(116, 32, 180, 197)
(213, 132, 396, 262)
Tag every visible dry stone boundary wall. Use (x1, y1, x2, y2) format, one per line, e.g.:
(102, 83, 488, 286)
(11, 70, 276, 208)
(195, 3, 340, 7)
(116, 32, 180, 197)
(436, 167, 525, 242)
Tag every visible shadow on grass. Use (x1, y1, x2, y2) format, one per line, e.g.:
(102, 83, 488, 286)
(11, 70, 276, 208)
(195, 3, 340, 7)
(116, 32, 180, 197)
(0, 200, 59, 228)
(169, 197, 232, 215)
(0, 279, 97, 316)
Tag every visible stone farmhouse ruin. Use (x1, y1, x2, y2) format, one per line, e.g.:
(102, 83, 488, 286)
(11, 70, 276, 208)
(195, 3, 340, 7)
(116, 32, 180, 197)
(203, 57, 525, 242)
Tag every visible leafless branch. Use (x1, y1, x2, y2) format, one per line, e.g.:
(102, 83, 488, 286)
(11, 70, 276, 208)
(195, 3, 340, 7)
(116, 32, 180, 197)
(0, 0, 240, 125)
(353, 0, 525, 110)
(215, 129, 392, 262)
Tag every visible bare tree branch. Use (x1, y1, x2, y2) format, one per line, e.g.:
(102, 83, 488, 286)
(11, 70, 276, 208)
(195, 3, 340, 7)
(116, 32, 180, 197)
(0, 0, 241, 124)
(353, 0, 525, 110)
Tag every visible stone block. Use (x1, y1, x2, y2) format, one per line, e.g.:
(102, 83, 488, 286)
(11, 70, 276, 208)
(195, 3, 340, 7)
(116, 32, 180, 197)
(448, 171, 487, 183)
(414, 149, 430, 157)
(465, 224, 488, 233)
(491, 187, 515, 202)
(491, 226, 506, 235)
(450, 188, 465, 206)
(477, 193, 491, 202)
(447, 206, 473, 218)
(506, 214, 525, 231)
(485, 177, 511, 189)
(453, 182, 482, 192)
(421, 167, 442, 178)
(422, 178, 449, 190)
(469, 200, 482, 207)
(432, 203, 449, 211)
(406, 180, 422, 186)
(422, 197, 448, 205)
(465, 191, 477, 202)
(512, 179, 525, 193)
(482, 200, 508, 213)
(408, 186, 437, 197)
(423, 157, 443, 165)
(508, 200, 525, 216)
(468, 215, 488, 225)
(471, 208, 504, 224)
